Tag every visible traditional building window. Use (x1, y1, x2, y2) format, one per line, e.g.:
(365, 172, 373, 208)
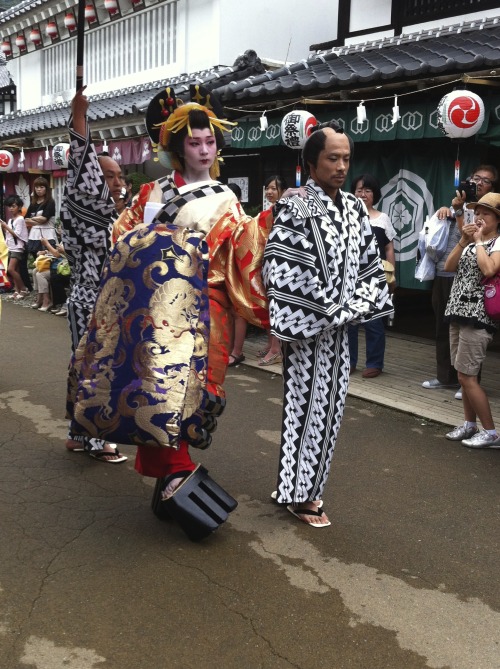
(42, 1, 177, 96)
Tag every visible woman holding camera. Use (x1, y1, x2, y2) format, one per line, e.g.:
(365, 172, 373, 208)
(444, 193, 500, 449)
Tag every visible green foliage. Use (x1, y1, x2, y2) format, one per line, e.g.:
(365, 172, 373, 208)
(126, 172, 150, 195)
(243, 204, 262, 218)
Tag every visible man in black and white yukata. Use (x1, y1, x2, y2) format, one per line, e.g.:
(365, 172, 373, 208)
(60, 88, 128, 463)
(263, 121, 393, 527)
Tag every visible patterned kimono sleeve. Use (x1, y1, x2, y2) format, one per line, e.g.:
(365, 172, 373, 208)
(68, 117, 110, 203)
(65, 116, 115, 248)
(263, 195, 392, 342)
(225, 212, 270, 330)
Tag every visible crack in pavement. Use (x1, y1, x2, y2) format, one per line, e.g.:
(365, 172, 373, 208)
(230, 496, 500, 669)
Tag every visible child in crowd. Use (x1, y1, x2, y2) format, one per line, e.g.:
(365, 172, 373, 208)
(0, 195, 29, 300)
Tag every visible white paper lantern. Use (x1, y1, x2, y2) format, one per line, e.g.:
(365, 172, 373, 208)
(281, 110, 318, 149)
(0, 150, 14, 172)
(52, 143, 70, 168)
(1, 41, 11, 55)
(15, 34, 26, 48)
(437, 91, 485, 139)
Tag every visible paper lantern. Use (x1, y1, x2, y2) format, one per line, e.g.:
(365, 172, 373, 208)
(281, 110, 318, 149)
(29, 28, 41, 44)
(437, 91, 485, 139)
(84, 4, 96, 21)
(0, 150, 14, 172)
(1, 41, 11, 54)
(15, 34, 26, 48)
(64, 13, 76, 30)
(52, 143, 70, 168)
(104, 0, 118, 13)
(46, 21, 58, 38)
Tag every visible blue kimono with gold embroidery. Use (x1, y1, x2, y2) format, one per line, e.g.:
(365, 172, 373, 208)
(67, 221, 210, 448)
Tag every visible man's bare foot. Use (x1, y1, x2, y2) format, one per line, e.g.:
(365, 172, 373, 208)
(287, 502, 331, 527)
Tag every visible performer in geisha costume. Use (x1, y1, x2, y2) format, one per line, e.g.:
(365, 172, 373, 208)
(69, 86, 269, 540)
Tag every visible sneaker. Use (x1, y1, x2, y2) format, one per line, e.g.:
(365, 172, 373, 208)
(461, 430, 500, 449)
(422, 379, 446, 389)
(455, 389, 462, 400)
(445, 423, 479, 441)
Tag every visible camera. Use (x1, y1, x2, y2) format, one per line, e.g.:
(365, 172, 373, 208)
(459, 179, 477, 201)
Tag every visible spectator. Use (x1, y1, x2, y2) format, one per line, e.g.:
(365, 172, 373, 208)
(349, 173, 396, 378)
(228, 175, 287, 367)
(30, 238, 68, 311)
(1, 195, 29, 300)
(422, 164, 497, 400)
(444, 193, 500, 449)
(25, 176, 57, 255)
(263, 121, 393, 527)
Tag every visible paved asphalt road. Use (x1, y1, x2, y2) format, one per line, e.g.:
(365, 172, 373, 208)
(1, 301, 499, 669)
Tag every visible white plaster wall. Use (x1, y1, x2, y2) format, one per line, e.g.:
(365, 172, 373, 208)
(218, 0, 338, 64)
(350, 0, 391, 33)
(6, 49, 42, 110)
(179, 0, 221, 72)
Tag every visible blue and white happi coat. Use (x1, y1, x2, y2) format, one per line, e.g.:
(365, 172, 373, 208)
(262, 180, 394, 504)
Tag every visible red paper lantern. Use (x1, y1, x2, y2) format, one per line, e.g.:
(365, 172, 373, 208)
(29, 28, 41, 44)
(84, 4, 96, 21)
(46, 21, 58, 38)
(64, 13, 76, 30)
(104, 0, 118, 14)
(1, 41, 11, 54)
(15, 34, 26, 48)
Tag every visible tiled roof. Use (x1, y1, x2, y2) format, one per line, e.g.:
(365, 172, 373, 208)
(0, 58, 12, 88)
(222, 18, 500, 106)
(0, 50, 266, 142)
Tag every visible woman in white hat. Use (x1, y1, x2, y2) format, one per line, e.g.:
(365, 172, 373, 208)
(444, 192, 500, 449)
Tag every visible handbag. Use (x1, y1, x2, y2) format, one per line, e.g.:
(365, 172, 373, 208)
(381, 260, 395, 285)
(34, 255, 52, 272)
(481, 274, 500, 320)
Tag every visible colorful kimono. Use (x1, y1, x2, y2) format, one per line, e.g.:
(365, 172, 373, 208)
(67, 173, 269, 471)
(114, 172, 269, 401)
(60, 116, 116, 451)
(262, 180, 394, 504)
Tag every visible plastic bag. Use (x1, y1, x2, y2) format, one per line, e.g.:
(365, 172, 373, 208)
(415, 253, 436, 282)
(425, 213, 451, 262)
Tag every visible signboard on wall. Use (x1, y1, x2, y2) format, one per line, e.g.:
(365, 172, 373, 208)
(228, 177, 249, 203)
